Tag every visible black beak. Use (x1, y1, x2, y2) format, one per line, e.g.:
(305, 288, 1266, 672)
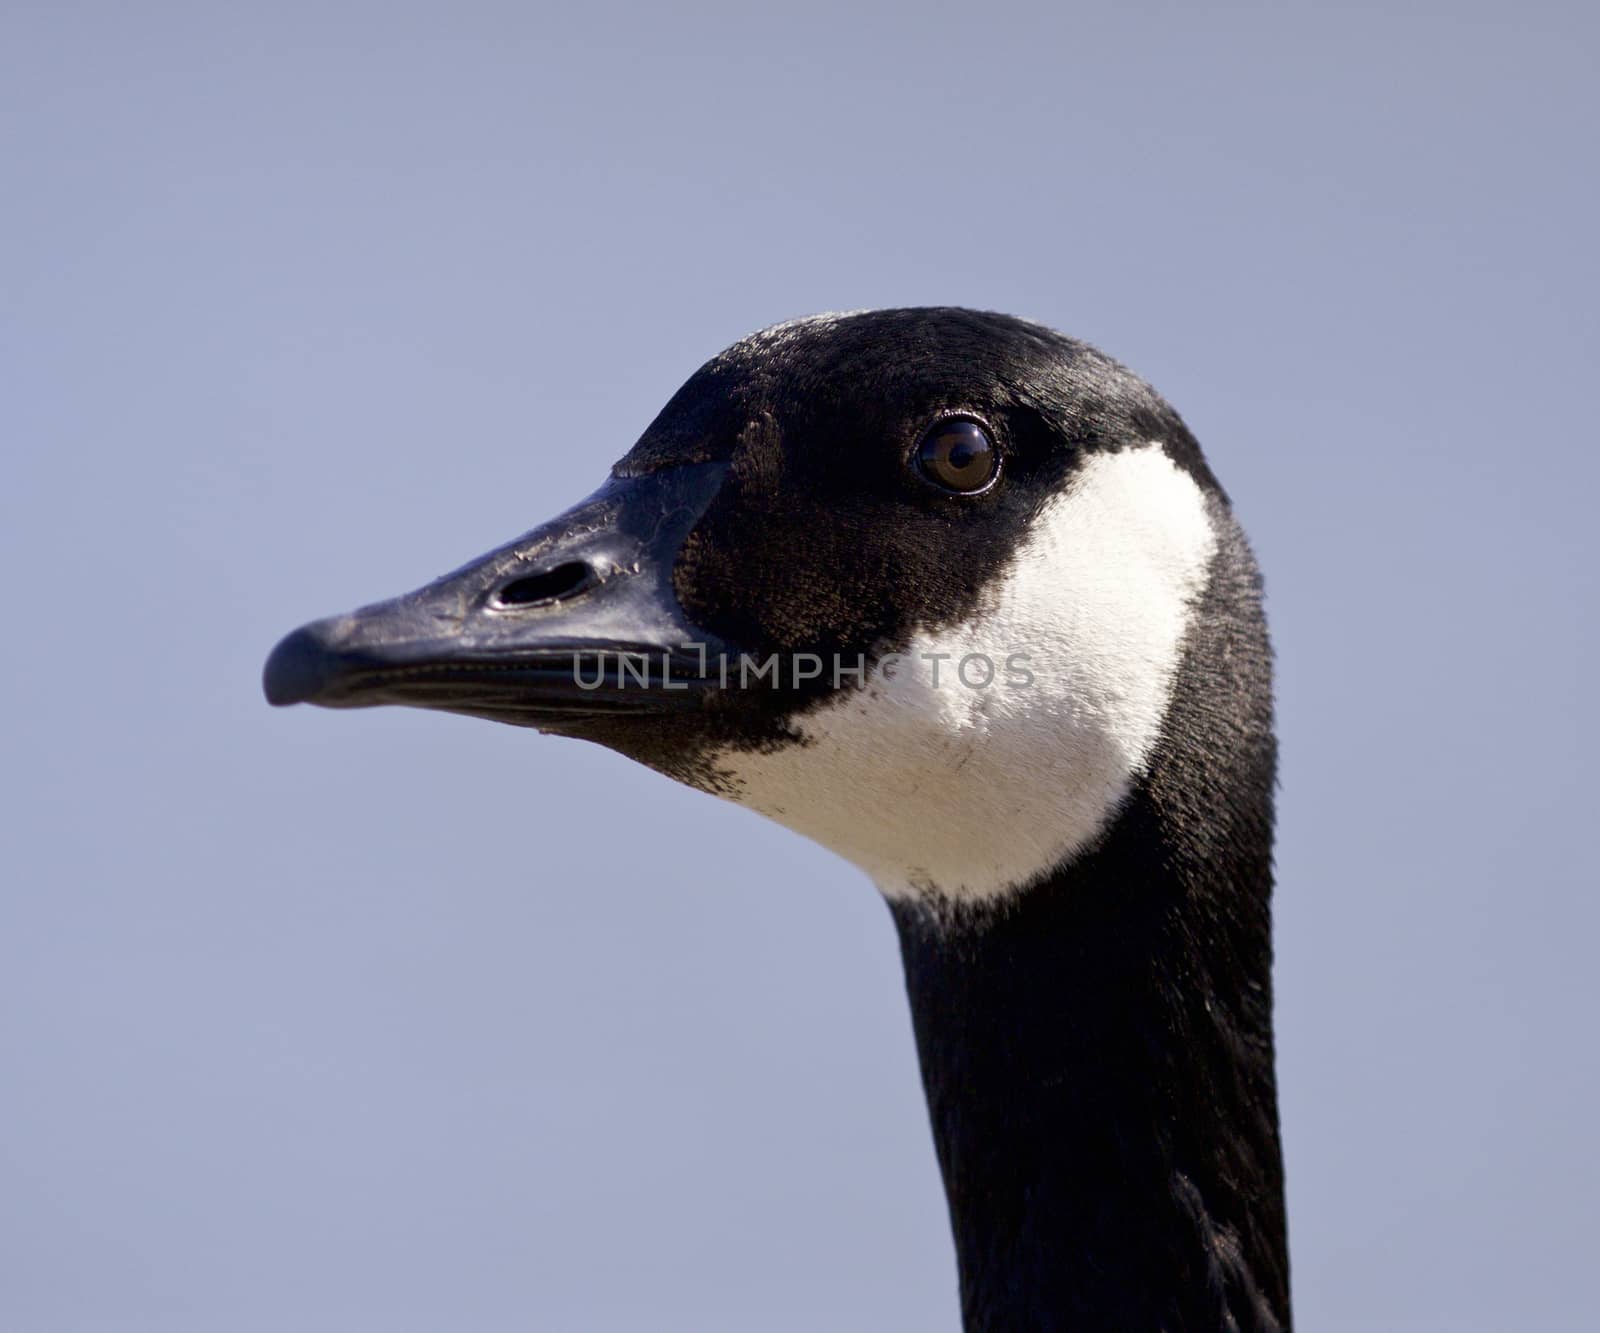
(263, 462, 729, 727)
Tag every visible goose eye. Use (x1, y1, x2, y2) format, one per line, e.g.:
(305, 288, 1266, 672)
(914, 418, 999, 494)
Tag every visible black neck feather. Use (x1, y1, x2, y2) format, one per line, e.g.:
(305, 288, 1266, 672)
(891, 516, 1286, 1331)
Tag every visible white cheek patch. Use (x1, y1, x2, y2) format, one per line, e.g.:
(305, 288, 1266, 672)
(707, 444, 1218, 907)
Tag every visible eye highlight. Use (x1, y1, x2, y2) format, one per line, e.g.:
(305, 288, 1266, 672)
(913, 417, 999, 494)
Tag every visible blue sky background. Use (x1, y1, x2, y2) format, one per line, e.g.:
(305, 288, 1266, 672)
(3, 3, 1596, 1329)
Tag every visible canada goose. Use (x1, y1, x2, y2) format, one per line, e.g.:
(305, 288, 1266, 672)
(264, 308, 1287, 1330)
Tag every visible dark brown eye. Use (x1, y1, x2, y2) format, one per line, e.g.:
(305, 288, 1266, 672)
(913, 417, 999, 494)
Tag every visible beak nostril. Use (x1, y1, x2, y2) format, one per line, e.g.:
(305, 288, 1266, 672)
(495, 560, 597, 608)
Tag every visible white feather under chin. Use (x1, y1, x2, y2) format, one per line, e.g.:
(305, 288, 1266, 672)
(708, 443, 1219, 904)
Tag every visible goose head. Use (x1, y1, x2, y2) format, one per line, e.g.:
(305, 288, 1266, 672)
(264, 307, 1233, 908)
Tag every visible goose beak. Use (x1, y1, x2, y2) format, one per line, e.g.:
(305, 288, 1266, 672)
(262, 462, 729, 727)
